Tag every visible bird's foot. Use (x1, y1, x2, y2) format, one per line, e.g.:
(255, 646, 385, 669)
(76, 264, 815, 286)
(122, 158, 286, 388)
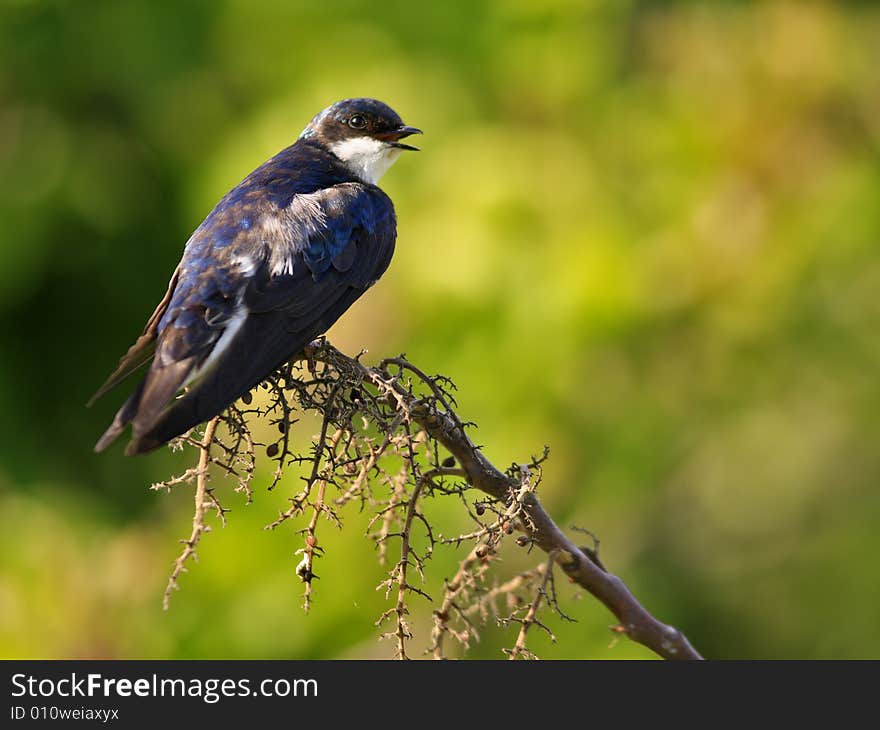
(302, 337, 328, 376)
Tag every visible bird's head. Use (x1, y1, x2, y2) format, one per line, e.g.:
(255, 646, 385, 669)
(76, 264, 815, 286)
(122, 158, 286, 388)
(300, 98, 422, 185)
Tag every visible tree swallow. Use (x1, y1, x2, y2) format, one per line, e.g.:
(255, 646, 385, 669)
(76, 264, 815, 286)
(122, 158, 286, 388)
(92, 98, 421, 455)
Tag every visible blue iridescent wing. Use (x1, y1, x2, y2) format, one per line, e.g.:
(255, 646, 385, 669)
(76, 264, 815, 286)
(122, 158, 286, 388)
(102, 182, 396, 454)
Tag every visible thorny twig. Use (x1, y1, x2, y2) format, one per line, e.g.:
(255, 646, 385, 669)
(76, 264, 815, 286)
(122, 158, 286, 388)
(428, 542, 493, 658)
(161, 416, 220, 611)
(159, 341, 703, 660)
(376, 472, 431, 659)
(505, 552, 558, 660)
(295, 425, 346, 612)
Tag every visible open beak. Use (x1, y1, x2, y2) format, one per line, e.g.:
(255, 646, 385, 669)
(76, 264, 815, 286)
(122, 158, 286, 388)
(383, 125, 423, 151)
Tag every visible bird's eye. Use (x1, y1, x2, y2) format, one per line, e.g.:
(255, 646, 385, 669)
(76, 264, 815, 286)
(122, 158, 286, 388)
(348, 115, 367, 130)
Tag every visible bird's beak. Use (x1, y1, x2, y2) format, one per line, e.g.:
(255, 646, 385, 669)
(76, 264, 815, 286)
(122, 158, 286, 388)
(382, 125, 423, 151)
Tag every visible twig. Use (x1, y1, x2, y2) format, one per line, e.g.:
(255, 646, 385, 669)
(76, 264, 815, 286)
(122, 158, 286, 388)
(309, 343, 703, 660)
(297, 427, 345, 612)
(393, 475, 425, 659)
(159, 343, 703, 660)
(428, 543, 486, 659)
(507, 552, 557, 660)
(162, 416, 220, 610)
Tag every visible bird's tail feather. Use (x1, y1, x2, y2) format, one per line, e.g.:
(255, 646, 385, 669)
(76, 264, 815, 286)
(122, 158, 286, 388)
(124, 317, 288, 455)
(125, 349, 265, 455)
(125, 298, 364, 454)
(131, 359, 196, 438)
(124, 388, 211, 456)
(94, 379, 146, 453)
(94, 358, 196, 454)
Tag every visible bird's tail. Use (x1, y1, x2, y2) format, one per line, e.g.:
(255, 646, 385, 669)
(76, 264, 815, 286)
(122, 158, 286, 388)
(123, 382, 223, 455)
(93, 358, 196, 454)
(121, 344, 266, 455)
(121, 315, 297, 455)
(94, 380, 146, 453)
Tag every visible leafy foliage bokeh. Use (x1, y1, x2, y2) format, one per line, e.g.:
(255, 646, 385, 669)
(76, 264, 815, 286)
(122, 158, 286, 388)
(1, 0, 879, 659)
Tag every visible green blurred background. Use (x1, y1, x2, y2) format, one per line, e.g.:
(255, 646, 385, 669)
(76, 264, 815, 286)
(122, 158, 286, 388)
(2, 0, 879, 659)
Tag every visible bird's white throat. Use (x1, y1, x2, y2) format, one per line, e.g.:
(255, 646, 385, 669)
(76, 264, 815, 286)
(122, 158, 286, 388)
(329, 136, 402, 185)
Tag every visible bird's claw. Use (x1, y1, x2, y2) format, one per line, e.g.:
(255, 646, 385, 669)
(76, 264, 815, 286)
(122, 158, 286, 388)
(303, 338, 326, 376)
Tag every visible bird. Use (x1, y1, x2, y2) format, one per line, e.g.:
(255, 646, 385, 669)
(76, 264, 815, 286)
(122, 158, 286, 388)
(91, 98, 421, 456)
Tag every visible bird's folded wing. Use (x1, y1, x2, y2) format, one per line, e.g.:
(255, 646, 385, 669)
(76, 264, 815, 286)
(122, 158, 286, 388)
(170, 184, 396, 407)
(123, 184, 396, 453)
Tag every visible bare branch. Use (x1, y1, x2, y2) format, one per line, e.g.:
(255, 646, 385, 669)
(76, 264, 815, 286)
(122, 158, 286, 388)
(308, 343, 703, 660)
(158, 342, 703, 660)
